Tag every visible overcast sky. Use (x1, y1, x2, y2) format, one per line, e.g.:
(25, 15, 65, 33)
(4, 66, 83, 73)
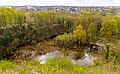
(0, 0, 120, 6)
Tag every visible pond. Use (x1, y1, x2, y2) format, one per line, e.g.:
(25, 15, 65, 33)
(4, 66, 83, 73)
(32, 50, 96, 66)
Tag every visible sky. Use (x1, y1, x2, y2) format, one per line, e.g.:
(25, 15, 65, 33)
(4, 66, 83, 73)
(0, 0, 120, 6)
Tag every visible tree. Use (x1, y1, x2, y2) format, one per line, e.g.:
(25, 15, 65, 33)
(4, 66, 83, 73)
(16, 11, 25, 25)
(0, 8, 17, 26)
(24, 12, 34, 25)
(73, 19, 80, 28)
(100, 19, 118, 38)
(87, 22, 97, 39)
(73, 25, 86, 46)
(113, 16, 120, 34)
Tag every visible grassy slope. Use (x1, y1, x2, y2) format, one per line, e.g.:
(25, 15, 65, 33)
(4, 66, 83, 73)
(0, 57, 120, 74)
(0, 57, 87, 74)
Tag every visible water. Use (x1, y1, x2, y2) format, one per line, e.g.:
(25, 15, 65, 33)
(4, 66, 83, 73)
(32, 50, 95, 66)
(32, 50, 64, 64)
(70, 54, 94, 66)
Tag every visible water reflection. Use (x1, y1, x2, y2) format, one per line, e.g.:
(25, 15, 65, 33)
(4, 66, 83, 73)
(32, 50, 95, 66)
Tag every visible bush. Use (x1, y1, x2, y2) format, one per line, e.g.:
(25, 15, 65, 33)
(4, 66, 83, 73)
(0, 25, 33, 59)
(0, 32, 11, 46)
(53, 33, 76, 48)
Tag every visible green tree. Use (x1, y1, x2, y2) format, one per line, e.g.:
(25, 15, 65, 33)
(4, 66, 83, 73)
(73, 25, 86, 46)
(34, 11, 42, 26)
(16, 11, 25, 25)
(24, 12, 34, 25)
(73, 19, 80, 27)
(87, 22, 97, 39)
(100, 19, 118, 38)
(1, 8, 17, 26)
(113, 16, 120, 34)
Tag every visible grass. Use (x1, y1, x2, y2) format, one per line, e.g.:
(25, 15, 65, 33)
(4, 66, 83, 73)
(111, 37, 120, 41)
(0, 60, 16, 70)
(0, 54, 120, 74)
(87, 62, 120, 74)
(0, 56, 87, 74)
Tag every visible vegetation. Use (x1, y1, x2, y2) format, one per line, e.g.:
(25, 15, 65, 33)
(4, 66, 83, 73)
(0, 7, 120, 74)
(0, 55, 120, 74)
(100, 19, 119, 38)
(0, 57, 87, 74)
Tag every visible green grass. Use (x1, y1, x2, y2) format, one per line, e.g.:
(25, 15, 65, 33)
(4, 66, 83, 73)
(0, 57, 87, 74)
(111, 38, 120, 42)
(0, 56, 120, 74)
(0, 60, 16, 70)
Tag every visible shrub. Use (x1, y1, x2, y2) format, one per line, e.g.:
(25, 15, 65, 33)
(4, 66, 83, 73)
(0, 25, 33, 59)
(0, 32, 11, 47)
(53, 33, 76, 48)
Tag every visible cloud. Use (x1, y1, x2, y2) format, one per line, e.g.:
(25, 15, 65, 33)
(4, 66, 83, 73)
(0, 0, 120, 6)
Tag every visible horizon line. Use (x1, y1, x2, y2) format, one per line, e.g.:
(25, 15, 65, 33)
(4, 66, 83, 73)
(1, 5, 120, 7)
